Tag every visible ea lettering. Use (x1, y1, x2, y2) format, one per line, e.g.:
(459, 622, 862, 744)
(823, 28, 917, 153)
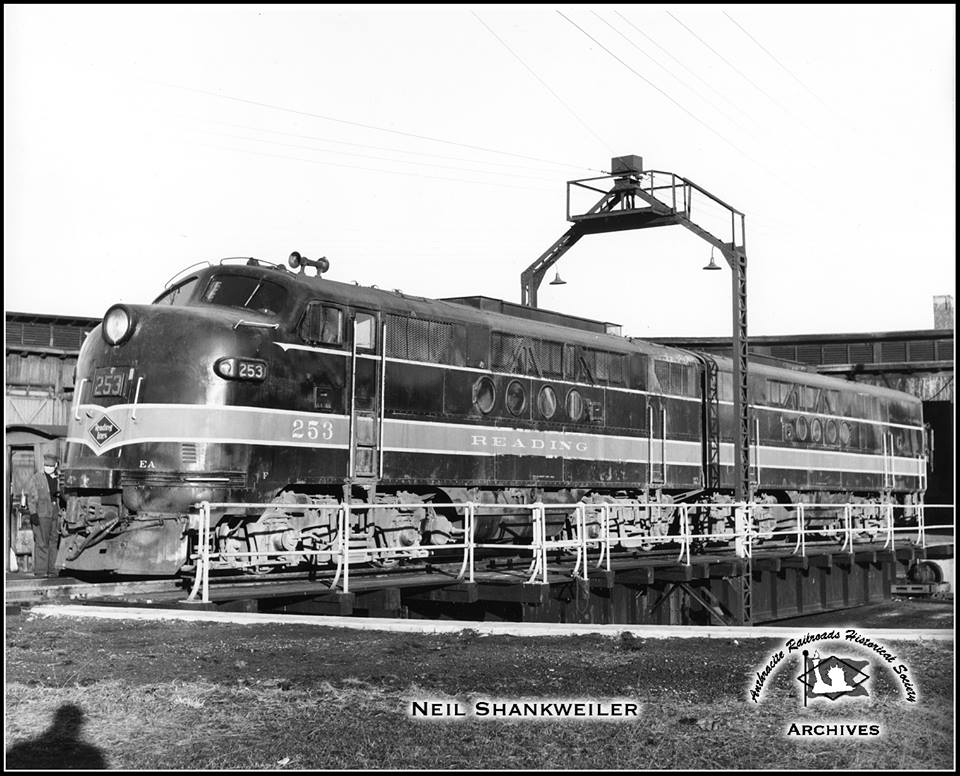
(470, 435, 588, 453)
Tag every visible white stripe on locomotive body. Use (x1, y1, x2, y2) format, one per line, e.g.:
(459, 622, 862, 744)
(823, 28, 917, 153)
(381, 418, 702, 465)
(65, 403, 923, 480)
(67, 403, 350, 455)
(273, 342, 925, 433)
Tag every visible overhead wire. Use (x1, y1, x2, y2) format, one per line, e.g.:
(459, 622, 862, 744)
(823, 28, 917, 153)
(614, 11, 745, 116)
(473, 12, 616, 154)
(722, 11, 832, 112)
(665, 10, 815, 132)
(197, 118, 565, 174)
(190, 128, 560, 181)
(189, 141, 554, 192)
(592, 11, 759, 141)
(161, 82, 605, 173)
(556, 12, 770, 172)
(563, 12, 832, 204)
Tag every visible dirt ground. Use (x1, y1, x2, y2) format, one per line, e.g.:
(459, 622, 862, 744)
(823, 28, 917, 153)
(4, 606, 954, 771)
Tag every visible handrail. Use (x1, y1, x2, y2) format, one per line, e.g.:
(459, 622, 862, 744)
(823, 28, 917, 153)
(164, 260, 211, 289)
(181, 498, 947, 604)
(73, 378, 89, 421)
(233, 320, 280, 331)
(378, 322, 387, 477)
(130, 377, 144, 422)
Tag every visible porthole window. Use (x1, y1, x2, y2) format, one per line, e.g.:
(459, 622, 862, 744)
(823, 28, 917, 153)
(839, 421, 852, 446)
(473, 376, 495, 414)
(537, 385, 557, 419)
(810, 418, 823, 443)
(825, 419, 839, 445)
(795, 416, 809, 442)
(566, 388, 584, 422)
(505, 380, 526, 416)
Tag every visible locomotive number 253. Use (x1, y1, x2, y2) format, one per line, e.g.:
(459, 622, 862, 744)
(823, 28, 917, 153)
(292, 419, 334, 441)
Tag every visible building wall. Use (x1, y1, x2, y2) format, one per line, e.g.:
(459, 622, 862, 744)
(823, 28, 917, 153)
(5, 313, 99, 571)
(6, 352, 78, 427)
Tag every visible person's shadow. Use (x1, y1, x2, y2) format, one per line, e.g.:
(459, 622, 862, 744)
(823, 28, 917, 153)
(6, 704, 107, 770)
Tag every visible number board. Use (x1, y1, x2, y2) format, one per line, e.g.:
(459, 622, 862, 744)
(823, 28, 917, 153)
(93, 367, 128, 397)
(214, 357, 268, 382)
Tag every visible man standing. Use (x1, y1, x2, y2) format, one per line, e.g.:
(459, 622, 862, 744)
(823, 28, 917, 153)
(26, 452, 65, 577)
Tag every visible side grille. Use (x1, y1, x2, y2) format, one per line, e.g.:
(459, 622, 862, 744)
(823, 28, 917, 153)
(120, 471, 247, 488)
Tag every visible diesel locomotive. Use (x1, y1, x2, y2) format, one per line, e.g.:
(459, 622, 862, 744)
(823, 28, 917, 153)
(58, 256, 928, 575)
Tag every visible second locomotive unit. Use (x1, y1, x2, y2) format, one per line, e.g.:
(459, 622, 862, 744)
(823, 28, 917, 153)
(59, 255, 927, 575)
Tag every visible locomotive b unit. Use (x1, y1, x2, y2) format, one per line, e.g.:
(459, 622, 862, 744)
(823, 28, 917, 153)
(59, 256, 928, 575)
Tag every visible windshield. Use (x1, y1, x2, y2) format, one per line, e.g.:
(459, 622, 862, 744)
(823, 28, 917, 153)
(153, 276, 199, 306)
(201, 274, 287, 315)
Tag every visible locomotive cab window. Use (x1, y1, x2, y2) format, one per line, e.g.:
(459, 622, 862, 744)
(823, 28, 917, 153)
(299, 302, 344, 345)
(153, 276, 199, 306)
(354, 312, 376, 351)
(202, 274, 287, 315)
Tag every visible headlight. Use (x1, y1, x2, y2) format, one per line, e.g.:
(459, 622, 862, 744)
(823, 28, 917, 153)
(102, 305, 134, 346)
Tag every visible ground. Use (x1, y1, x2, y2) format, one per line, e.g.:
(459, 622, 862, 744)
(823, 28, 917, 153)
(3, 601, 954, 770)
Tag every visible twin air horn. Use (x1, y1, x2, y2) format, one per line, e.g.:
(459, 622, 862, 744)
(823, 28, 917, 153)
(288, 251, 330, 276)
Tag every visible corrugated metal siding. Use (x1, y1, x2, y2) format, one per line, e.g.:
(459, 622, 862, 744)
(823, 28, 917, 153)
(21, 323, 51, 347)
(880, 341, 906, 361)
(51, 325, 84, 350)
(821, 344, 848, 364)
(796, 344, 822, 364)
(907, 340, 936, 361)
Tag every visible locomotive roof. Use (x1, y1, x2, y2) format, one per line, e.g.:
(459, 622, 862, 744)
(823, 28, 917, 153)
(168, 260, 921, 406)
(177, 260, 693, 362)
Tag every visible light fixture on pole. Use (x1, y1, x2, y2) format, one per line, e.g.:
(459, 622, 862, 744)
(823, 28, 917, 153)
(703, 247, 722, 271)
(549, 270, 567, 286)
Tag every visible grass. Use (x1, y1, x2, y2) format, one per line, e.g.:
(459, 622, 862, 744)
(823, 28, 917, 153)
(4, 612, 955, 770)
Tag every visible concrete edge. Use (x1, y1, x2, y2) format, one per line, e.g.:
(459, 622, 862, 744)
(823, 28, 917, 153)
(24, 605, 956, 641)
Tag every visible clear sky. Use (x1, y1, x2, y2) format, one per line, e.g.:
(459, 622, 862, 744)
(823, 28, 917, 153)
(4, 3, 955, 337)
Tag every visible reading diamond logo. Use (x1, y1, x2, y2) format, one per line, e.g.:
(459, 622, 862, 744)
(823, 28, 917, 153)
(89, 415, 121, 447)
(798, 650, 870, 705)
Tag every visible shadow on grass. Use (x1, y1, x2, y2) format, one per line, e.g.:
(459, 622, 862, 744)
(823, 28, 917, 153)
(6, 703, 106, 770)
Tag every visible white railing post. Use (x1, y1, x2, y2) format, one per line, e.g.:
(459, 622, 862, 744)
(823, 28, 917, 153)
(603, 504, 612, 572)
(882, 501, 894, 550)
(526, 504, 545, 584)
(572, 503, 588, 582)
(202, 502, 210, 602)
(467, 503, 475, 584)
(676, 504, 691, 566)
(840, 504, 853, 553)
(186, 501, 211, 603)
(328, 505, 345, 591)
(799, 504, 806, 557)
(342, 502, 351, 594)
(916, 498, 926, 548)
(539, 504, 548, 583)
